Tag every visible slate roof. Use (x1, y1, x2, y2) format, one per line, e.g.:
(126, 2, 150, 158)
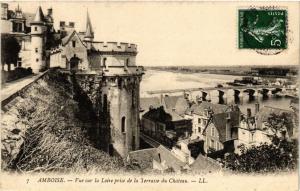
(31, 6, 45, 24)
(127, 148, 158, 170)
(190, 154, 222, 174)
(186, 101, 230, 116)
(127, 146, 187, 172)
(140, 97, 161, 112)
(156, 145, 186, 172)
(142, 106, 185, 123)
(163, 95, 190, 116)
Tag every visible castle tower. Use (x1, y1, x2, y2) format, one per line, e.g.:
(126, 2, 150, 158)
(96, 42, 144, 158)
(30, 6, 46, 73)
(84, 10, 94, 49)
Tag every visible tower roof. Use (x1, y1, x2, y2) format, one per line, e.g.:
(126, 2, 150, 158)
(31, 6, 45, 25)
(85, 10, 94, 39)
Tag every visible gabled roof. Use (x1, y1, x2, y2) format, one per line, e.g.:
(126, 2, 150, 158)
(186, 102, 230, 116)
(140, 97, 161, 112)
(156, 145, 186, 172)
(163, 95, 190, 116)
(61, 30, 86, 48)
(31, 6, 45, 24)
(190, 154, 222, 173)
(127, 148, 158, 170)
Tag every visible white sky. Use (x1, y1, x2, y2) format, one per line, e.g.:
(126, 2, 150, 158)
(8, 2, 300, 67)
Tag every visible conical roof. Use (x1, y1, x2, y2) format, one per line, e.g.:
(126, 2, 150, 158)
(85, 11, 94, 38)
(31, 6, 45, 24)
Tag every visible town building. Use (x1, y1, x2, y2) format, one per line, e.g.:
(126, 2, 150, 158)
(184, 101, 241, 154)
(141, 106, 192, 148)
(231, 105, 296, 153)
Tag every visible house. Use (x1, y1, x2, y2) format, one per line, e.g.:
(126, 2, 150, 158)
(229, 105, 296, 154)
(184, 102, 241, 154)
(141, 106, 192, 148)
(189, 154, 222, 174)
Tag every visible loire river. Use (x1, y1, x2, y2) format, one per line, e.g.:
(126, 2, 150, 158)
(140, 70, 294, 114)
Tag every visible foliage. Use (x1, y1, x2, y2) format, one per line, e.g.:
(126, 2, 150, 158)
(224, 140, 297, 173)
(1, 34, 21, 67)
(9, 69, 124, 173)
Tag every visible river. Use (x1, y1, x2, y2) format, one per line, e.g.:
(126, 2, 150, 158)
(140, 69, 294, 114)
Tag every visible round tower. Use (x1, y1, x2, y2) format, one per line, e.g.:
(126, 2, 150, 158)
(97, 42, 144, 158)
(30, 6, 46, 73)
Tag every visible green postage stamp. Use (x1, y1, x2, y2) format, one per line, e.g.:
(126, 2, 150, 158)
(239, 9, 287, 49)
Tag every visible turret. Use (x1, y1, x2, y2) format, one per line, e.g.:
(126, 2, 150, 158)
(30, 6, 46, 73)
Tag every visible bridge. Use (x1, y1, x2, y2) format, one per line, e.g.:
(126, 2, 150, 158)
(147, 85, 286, 104)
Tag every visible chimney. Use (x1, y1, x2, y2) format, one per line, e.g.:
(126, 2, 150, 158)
(47, 8, 52, 16)
(246, 108, 252, 118)
(255, 102, 260, 114)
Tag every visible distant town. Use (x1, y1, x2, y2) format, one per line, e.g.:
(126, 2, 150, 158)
(1, 3, 298, 174)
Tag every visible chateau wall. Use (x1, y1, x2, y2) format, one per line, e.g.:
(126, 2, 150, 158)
(89, 53, 137, 70)
(1, 19, 12, 33)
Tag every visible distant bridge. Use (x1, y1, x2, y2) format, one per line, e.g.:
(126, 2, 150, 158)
(147, 85, 286, 105)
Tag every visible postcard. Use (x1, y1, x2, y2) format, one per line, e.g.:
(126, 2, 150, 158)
(1, 1, 299, 191)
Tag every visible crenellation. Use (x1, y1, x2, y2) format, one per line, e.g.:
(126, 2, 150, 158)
(92, 41, 137, 53)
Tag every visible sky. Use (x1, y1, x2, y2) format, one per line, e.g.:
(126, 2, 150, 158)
(8, 2, 300, 67)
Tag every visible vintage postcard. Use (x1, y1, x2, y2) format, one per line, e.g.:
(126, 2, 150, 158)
(0, 1, 299, 191)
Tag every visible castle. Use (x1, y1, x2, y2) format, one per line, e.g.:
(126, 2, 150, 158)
(1, 4, 144, 158)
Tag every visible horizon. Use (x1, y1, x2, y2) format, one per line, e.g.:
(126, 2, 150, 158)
(6, 2, 300, 67)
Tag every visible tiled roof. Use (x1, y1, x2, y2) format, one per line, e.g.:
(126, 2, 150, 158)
(140, 97, 161, 111)
(156, 145, 186, 172)
(163, 95, 190, 116)
(190, 154, 222, 173)
(142, 106, 185, 123)
(163, 95, 181, 110)
(187, 102, 230, 116)
(127, 148, 158, 170)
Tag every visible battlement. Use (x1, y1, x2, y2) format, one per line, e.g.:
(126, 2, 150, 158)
(50, 47, 62, 54)
(91, 42, 137, 53)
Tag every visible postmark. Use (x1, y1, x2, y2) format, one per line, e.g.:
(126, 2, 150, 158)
(238, 8, 287, 50)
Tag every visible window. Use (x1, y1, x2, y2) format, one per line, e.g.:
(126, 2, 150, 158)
(103, 94, 107, 113)
(198, 126, 201, 133)
(198, 118, 201, 124)
(35, 48, 38, 53)
(103, 57, 107, 67)
(72, 41, 76, 48)
(34, 26, 37, 31)
(121, 116, 126, 133)
(126, 58, 129, 66)
(210, 140, 215, 149)
(36, 58, 39, 62)
(203, 120, 207, 126)
(212, 127, 215, 137)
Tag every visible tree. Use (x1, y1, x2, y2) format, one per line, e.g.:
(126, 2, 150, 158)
(1, 35, 21, 71)
(266, 112, 294, 145)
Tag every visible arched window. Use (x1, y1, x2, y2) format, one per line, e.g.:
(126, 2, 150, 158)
(121, 116, 126, 133)
(103, 57, 107, 68)
(126, 58, 129, 67)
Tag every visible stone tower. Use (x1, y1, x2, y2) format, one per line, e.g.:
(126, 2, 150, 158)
(94, 42, 144, 158)
(30, 6, 46, 73)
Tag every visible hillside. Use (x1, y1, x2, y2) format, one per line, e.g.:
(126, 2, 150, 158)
(1, 69, 124, 173)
